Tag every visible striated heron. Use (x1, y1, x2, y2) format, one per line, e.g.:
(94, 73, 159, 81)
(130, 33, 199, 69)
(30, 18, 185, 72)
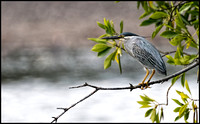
(102, 32, 167, 89)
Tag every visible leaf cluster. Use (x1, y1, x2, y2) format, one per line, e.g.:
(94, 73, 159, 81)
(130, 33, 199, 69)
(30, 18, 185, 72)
(89, 18, 124, 73)
(137, 1, 199, 66)
(138, 77, 198, 123)
(137, 94, 164, 123)
(171, 74, 198, 123)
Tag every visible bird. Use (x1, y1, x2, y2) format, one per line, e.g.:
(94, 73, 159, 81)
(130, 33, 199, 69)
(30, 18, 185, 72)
(102, 32, 167, 89)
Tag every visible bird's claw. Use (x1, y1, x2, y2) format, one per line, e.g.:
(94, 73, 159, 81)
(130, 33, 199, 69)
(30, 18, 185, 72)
(138, 82, 151, 90)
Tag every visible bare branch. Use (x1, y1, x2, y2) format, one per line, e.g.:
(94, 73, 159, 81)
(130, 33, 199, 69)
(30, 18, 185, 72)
(158, 82, 173, 106)
(51, 88, 98, 123)
(70, 82, 136, 91)
(158, 50, 192, 57)
(51, 59, 199, 123)
(149, 59, 198, 85)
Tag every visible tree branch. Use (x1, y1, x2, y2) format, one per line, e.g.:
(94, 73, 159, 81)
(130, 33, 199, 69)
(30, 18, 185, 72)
(51, 88, 98, 123)
(51, 59, 199, 123)
(158, 50, 192, 57)
(158, 82, 174, 106)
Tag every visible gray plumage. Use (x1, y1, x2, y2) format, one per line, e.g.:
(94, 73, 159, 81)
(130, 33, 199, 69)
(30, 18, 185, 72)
(124, 36, 167, 75)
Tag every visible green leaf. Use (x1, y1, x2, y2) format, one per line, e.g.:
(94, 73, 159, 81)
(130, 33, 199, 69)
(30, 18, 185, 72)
(184, 108, 190, 122)
(152, 24, 163, 38)
(104, 49, 117, 69)
(140, 18, 157, 26)
(148, 1, 157, 10)
(160, 30, 179, 38)
(174, 107, 181, 112)
(141, 1, 148, 12)
(140, 94, 155, 102)
(181, 15, 191, 26)
(115, 48, 119, 64)
(169, 35, 184, 46)
(98, 34, 111, 38)
(120, 20, 123, 34)
(186, 38, 191, 49)
(91, 43, 111, 52)
(174, 115, 180, 121)
(180, 92, 190, 99)
(174, 48, 180, 59)
(103, 18, 114, 35)
(172, 99, 184, 106)
(97, 21, 105, 29)
(181, 72, 185, 87)
(137, 1, 141, 9)
(103, 18, 107, 27)
(137, 101, 151, 105)
(179, 55, 197, 65)
(185, 80, 191, 94)
(174, 58, 182, 65)
(181, 98, 187, 104)
(139, 11, 152, 19)
(150, 11, 168, 19)
(97, 47, 112, 57)
(171, 75, 181, 85)
(145, 108, 153, 117)
(155, 112, 160, 123)
(160, 2, 170, 9)
(192, 101, 195, 111)
(155, 1, 165, 6)
(179, 103, 188, 118)
(175, 9, 186, 30)
(166, 55, 175, 65)
(174, 46, 183, 60)
(150, 108, 156, 122)
(110, 20, 116, 34)
(140, 104, 152, 108)
(117, 53, 122, 74)
(176, 90, 190, 99)
(165, 22, 175, 30)
(88, 38, 107, 44)
(186, 38, 198, 49)
(179, 2, 192, 14)
(176, 90, 181, 95)
(165, 55, 173, 60)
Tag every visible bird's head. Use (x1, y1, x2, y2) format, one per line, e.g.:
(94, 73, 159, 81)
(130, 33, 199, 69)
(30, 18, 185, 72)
(101, 32, 139, 40)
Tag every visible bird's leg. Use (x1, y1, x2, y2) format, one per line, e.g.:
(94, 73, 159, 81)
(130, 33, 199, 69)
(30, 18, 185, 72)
(138, 67, 149, 89)
(145, 69, 155, 88)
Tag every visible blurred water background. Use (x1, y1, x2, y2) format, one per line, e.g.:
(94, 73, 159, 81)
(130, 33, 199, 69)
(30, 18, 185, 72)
(1, 1, 199, 123)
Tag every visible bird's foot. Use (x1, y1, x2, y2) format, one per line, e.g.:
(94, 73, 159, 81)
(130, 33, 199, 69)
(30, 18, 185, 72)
(138, 82, 151, 90)
(144, 82, 151, 89)
(138, 82, 145, 90)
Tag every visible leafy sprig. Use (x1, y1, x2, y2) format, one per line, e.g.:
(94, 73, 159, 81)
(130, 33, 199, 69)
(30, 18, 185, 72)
(89, 18, 124, 74)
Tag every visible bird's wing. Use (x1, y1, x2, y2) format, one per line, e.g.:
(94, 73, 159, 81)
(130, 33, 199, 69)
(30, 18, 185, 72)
(126, 37, 166, 75)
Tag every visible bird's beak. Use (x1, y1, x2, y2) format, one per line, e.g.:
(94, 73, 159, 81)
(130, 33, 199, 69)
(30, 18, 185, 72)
(101, 35, 123, 40)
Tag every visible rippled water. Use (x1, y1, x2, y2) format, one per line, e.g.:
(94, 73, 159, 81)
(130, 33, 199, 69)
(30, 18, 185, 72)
(2, 47, 199, 123)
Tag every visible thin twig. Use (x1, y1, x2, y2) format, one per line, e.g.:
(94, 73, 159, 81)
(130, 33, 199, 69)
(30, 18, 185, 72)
(158, 82, 174, 106)
(51, 59, 199, 123)
(51, 88, 98, 123)
(158, 50, 192, 57)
